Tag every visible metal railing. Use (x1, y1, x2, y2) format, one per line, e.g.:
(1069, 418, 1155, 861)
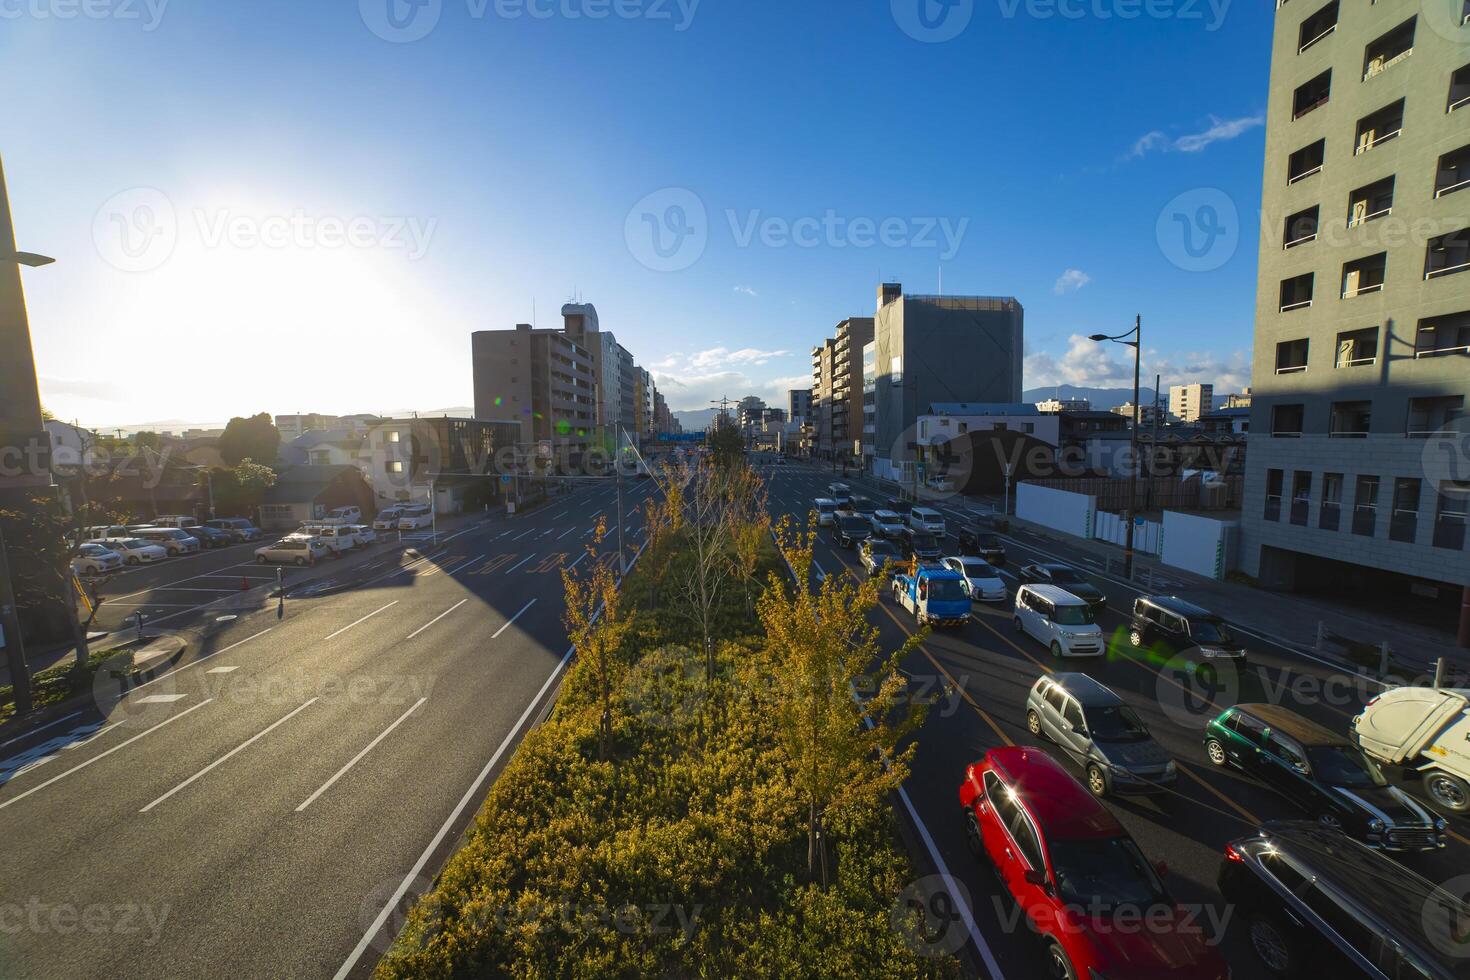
(1451, 94, 1470, 114)
(1348, 205, 1391, 227)
(1288, 164, 1323, 185)
(1342, 282, 1384, 298)
(1271, 429, 1305, 437)
(1335, 355, 1376, 368)
(1353, 129, 1401, 154)
(1364, 48, 1412, 81)
(1293, 95, 1329, 119)
(1283, 233, 1318, 249)
(1329, 429, 1370, 438)
(1415, 344, 1470, 358)
(1436, 178, 1470, 198)
(1279, 299, 1313, 312)
(1275, 363, 1308, 373)
(1426, 261, 1470, 280)
(1299, 23, 1336, 53)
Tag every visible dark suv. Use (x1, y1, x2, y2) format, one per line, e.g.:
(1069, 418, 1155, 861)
(833, 515, 871, 549)
(1129, 595, 1245, 674)
(1219, 822, 1470, 978)
(1204, 704, 1444, 852)
(903, 528, 942, 562)
(957, 526, 1006, 565)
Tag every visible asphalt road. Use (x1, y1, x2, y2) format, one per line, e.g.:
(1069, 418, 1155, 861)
(760, 459, 1470, 980)
(0, 477, 666, 980)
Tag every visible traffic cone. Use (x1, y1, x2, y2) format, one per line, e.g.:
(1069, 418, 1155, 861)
(241, 576, 249, 591)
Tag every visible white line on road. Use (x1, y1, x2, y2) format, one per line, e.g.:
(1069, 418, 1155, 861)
(552, 511, 568, 520)
(334, 645, 575, 980)
(406, 599, 468, 640)
(446, 554, 485, 576)
(511, 528, 537, 541)
(491, 599, 537, 639)
(295, 698, 427, 812)
(205, 666, 239, 674)
(0, 700, 214, 811)
(140, 699, 317, 812)
(504, 554, 536, 575)
(556, 527, 576, 540)
(324, 601, 398, 641)
(567, 551, 588, 570)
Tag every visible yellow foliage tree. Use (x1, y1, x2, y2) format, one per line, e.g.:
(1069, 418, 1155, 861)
(561, 516, 634, 761)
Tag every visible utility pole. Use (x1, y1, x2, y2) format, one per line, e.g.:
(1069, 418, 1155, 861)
(1089, 315, 1142, 580)
(615, 424, 627, 577)
(0, 526, 31, 713)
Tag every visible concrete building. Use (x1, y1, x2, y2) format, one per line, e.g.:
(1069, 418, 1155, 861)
(1169, 383, 1215, 423)
(811, 339, 835, 458)
(861, 341, 877, 470)
(1112, 401, 1167, 427)
(275, 413, 338, 443)
(1223, 389, 1254, 409)
(788, 388, 812, 424)
(830, 317, 873, 464)
(870, 283, 1024, 484)
(1036, 397, 1092, 413)
(363, 416, 524, 512)
(471, 316, 598, 460)
(1238, 0, 1470, 634)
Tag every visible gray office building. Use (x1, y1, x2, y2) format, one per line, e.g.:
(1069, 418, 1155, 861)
(870, 283, 1024, 483)
(1238, 0, 1470, 635)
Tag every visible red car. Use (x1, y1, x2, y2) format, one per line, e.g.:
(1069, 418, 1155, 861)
(959, 747, 1229, 980)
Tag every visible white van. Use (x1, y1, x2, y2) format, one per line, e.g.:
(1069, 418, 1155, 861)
(397, 504, 433, 530)
(1354, 687, 1470, 813)
(1013, 584, 1104, 657)
(322, 506, 361, 526)
(151, 515, 198, 529)
(813, 498, 838, 527)
(908, 507, 946, 536)
(299, 523, 358, 554)
(373, 506, 406, 531)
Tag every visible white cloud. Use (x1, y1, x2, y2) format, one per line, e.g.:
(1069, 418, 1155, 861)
(660, 346, 793, 372)
(1053, 269, 1091, 295)
(1024, 334, 1251, 393)
(655, 370, 810, 413)
(1125, 114, 1264, 160)
(733, 285, 758, 297)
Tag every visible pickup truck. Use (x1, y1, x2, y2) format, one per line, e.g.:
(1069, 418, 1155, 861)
(892, 567, 971, 627)
(1353, 686, 1470, 814)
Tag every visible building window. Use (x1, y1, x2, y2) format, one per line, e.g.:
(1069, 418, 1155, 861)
(386, 461, 403, 474)
(1284, 205, 1320, 248)
(1425, 228, 1470, 281)
(1279, 274, 1314, 312)
(1348, 175, 1394, 226)
(1276, 338, 1310, 373)
(1342, 252, 1387, 297)
(1287, 139, 1326, 184)
(1265, 469, 1284, 521)
(1362, 17, 1415, 81)
(1451, 64, 1470, 114)
(1329, 400, 1372, 438)
(1298, 0, 1338, 52)
(1334, 327, 1378, 367)
(1353, 475, 1380, 536)
(1414, 312, 1470, 358)
(1272, 403, 1306, 437)
(1390, 477, 1421, 543)
(1407, 395, 1465, 437)
(1434, 145, 1470, 199)
(1291, 471, 1313, 525)
(1353, 99, 1404, 155)
(1434, 483, 1469, 550)
(1293, 69, 1332, 118)
(388, 431, 400, 443)
(1321, 472, 1344, 530)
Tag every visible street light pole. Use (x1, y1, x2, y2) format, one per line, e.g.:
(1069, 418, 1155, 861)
(0, 526, 32, 713)
(1090, 315, 1143, 580)
(615, 424, 627, 577)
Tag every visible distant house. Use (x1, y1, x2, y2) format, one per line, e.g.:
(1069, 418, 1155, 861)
(260, 465, 375, 531)
(278, 430, 367, 469)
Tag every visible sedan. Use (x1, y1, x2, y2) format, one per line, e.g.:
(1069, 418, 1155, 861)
(941, 556, 1007, 602)
(72, 543, 123, 575)
(1018, 563, 1107, 615)
(254, 537, 329, 566)
(102, 538, 169, 566)
(184, 525, 232, 549)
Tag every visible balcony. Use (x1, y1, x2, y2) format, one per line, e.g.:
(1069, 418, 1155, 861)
(1276, 337, 1310, 373)
(1298, 0, 1338, 52)
(1293, 69, 1332, 118)
(1362, 17, 1415, 81)
(1348, 175, 1394, 227)
(1424, 228, 1470, 281)
(1390, 479, 1421, 544)
(1335, 326, 1378, 367)
(1283, 205, 1319, 248)
(1288, 139, 1326, 184)
(1434, 489, 1468, 550)
(1342, 252, 1387, 297)
(1328, 400, 1372, 438)
(1408, 396, 1465, 437)
(1435, 145, 1470, 199)
(1271, 403, 1306, 437)
(1353, 99, 1403, 155)
(1451, 64, 1470, 114)
(1279, 273, 1315, 312)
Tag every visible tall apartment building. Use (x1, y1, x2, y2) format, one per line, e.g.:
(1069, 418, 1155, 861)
(576, 305, 638, 441)
(471, 318, 598, 459)
(1239, 0, 1470, 628)
(811, 339, 836, 458)
(830, 317, 874, 462)
(1168, 383, 1214, 422)
(275, 413, 339, 442)
(788, 388, 812, 423)
(861, 342, 877, 470)
(870, 283, 1024, 483)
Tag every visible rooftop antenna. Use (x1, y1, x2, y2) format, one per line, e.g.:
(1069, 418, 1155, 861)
(938, 263, 942, 297)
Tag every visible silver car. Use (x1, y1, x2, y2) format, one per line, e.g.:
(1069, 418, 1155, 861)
(1023, 673, 1177, 798)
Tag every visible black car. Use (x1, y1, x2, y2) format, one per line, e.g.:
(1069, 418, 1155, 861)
(185, 525, 231, 549)
(1204, 703, 1444, 851)
(903, 528, 942, 561)
(845, 496, 877, 517)
(885, 497, 914, 517)
(1129, 595, 1246, 669)
(1219, 821, 1470, 978)
(859, 538, 903, 577)
(957, 526, 1006, 565)
(1018, 563, 1107, 614)
(833, 515, 871, 549)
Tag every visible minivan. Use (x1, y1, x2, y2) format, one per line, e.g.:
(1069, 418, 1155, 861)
(133, 527, 200, 556)
(1129, 596, 1246, 670)
(813, 498, 838, 527)
(397, 504, 433, 530)
(1025, 673, 1176, 797)
(151, 515, 198, 529)
(1014, 584, 1104, 657)
(205, 518, 263, 542)
(908, 507, 946, 536)
(903, 528, 943, 561)
(373, 506, 406, 530)
(322, 506, 361, 525)
(298, 523, 358, 553)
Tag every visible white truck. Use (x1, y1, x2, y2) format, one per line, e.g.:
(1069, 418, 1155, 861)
(1353, 686, 1470, 813)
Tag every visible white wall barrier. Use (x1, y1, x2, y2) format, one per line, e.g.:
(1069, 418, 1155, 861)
(1016, 483, 1096, 540)
(1092, 510, 1164, 556)
(1160, 511, 1238, 580)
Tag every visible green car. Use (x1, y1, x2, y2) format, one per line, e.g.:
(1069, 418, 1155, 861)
(1202, 703, 1444, 852)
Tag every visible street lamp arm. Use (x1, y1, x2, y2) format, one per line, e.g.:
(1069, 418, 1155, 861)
(3, 251, 56, 267)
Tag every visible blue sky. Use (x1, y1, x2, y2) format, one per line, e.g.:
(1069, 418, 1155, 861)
(2, 0, 1272, 426)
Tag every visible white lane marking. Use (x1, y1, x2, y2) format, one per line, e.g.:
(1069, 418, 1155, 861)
(0, 701, 214, 811)
(552, 511, 569, 520)
(492, 599, 538, 639)
(567, 551, 589, 570)
(447, 554, 486, 576)
(406, 599, 469, 640)
(206, 666, 239, 674)
(0, 711, 84, 750)
(512, 528, 537, 541)
(140, 699, 317, 812)
(334, 644, 576, 980)
(295, 698, 427, 812)
(324, 601, 398, 641)
(504, 554, 536, 575)
(556, 527, 576, 540)
(137, 694, 186, 704)
(813, 559, 826, 582)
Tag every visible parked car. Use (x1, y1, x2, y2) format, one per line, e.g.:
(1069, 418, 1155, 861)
(1014, 584, 1104, 657)
(833, 515, 871, 549)
(372, 506, 406, 531)
(348, 524, 377, 546)
(184, 525, 231, 549)
(1129, 596, 1247, 679)
(71, 543, 123, 575)
(322, 506, 362, 525)
(255, 537, 329, 566)
(397, 505, 433, 530)
(149, 515, 198, 529)
(941, 556, 1007, 603)
(132, 527, 200, 556)
(907, 506, 946, 536)
(1353, 686, 1470, 814)
(902, 528, 943, 562)
(1017, 563, 1108, 615)
(869, 510, 906, 539)
(205, 518, 262, 542)
(101, 538, 169, 566)
(960, 747, 1228, 980)
(859, 538, 904, 578)
(1204, 703, 1444, 850)
(1025, 673, 1176, 797)
(83, 524, 144, 543)
(298, 523, 358, 554)
(957, 526, 1007, 565)
(812, 498, 838, 527)
(1218, 821, 1470, 978)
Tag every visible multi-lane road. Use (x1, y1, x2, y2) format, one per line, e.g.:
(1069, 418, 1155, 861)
(3, 459, 1464, 979)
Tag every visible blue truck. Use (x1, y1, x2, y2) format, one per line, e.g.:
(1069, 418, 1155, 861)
(891, 566, 971, 627)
